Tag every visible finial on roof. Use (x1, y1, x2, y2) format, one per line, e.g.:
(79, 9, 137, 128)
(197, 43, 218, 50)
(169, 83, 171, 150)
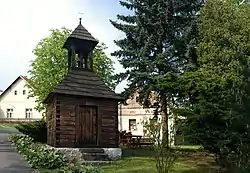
(78, 12, 83, 25)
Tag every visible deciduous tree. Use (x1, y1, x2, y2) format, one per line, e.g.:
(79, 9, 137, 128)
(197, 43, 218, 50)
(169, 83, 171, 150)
(27, 28, 115, 112)
(179, 0, 250, 172)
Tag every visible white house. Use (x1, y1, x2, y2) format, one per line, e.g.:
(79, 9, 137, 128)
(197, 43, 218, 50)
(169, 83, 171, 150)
(0, 76, 42, 119)
(118, 92, 175, 145)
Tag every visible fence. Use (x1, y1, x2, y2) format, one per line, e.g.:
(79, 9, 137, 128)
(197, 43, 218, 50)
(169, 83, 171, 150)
(0, 118, 41, 124)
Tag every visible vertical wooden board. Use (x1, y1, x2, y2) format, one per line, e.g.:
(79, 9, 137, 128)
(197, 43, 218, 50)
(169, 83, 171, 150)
(94, 107, 97, 143)
(75, 105, 79, 145)
(89, 107, 93, 143)
(93, 107, 96, 139)
(83, 106, 87, 142)
(79, 106, 84, 142)
(97, 106, 101, 146)
(86, 107, 91, 143)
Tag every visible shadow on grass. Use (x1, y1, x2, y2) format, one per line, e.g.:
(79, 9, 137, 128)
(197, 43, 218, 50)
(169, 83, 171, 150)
(122, 148, 155, 158)
(122, 147, 206, 158)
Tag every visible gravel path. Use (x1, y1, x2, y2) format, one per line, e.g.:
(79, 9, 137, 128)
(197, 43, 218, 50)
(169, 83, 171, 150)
(0, 129, 36, 173)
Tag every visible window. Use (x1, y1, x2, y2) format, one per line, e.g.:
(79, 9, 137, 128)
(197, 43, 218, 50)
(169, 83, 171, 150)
(135, 96, 139, 103)
(23, 90, 26, 95)
(129, 119, 137, 131)
(14, 90, 17, 95)
(6, 108, 13, 118)
(25, 108, 33, 119)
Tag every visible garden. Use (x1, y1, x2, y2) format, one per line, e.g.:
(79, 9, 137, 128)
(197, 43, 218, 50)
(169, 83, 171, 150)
(8, 119, 219, 173)
(6, 0, 250, 172)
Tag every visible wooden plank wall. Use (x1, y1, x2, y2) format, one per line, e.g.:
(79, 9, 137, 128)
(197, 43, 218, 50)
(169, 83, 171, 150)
(58, 104, 76, 147)
(46, 98, 56, 146)
(99, 100, 119, 147)
(49, 94, 119, 148)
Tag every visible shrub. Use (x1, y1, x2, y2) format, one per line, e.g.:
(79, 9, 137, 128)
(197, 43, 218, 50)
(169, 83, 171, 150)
(15, 119, 47, 143)
(9, 134, 102, 172)
(58, 164, 102, 173)
(142, 119, 178, 173)
(9, 134, 67, 169)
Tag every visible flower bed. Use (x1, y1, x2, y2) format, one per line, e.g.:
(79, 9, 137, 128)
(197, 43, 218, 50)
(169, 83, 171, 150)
(8, 134, 67, 169)
(8, 134, 102, 173)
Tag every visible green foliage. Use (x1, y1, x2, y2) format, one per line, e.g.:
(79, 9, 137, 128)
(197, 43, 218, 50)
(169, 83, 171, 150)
(27, 28, 116, 112)
(111, 0, 203, 145)
(15, 119, 47, 143)
(111, 0, 202, 103)
(58, 164, 102, 173)
(9, 134, 102, 172)
(8, 134, 67, 169)
(142, 119, 178, 173)
(93, 43, 116, 90)
(180, 0, 250, 172)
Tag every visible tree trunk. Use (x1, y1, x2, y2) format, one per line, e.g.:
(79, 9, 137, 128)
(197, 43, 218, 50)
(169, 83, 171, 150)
(161, 94, 169, 148)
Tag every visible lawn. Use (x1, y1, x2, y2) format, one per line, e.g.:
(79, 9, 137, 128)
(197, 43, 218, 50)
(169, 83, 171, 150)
(39, 147, 219, 173)
(0, 123, 17, 129)
(101, 148, 218, 173)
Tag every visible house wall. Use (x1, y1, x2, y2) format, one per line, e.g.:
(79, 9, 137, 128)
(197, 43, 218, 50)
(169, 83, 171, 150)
(0, 78, 41, 119)
(118, 97, 175, 145)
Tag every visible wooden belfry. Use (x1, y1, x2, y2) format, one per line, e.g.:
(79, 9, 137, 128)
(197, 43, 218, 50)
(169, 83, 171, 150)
(43, 19, 122, 148)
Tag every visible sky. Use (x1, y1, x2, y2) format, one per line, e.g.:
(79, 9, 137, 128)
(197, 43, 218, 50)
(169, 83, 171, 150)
(0, 0, 129, 93)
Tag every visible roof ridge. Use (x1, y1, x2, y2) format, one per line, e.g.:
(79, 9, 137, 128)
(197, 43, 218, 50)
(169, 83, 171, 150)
(0, 75, 30, 100)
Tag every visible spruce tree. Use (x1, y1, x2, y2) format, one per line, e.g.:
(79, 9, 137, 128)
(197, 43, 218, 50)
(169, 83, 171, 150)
(111, 0, 203, 145)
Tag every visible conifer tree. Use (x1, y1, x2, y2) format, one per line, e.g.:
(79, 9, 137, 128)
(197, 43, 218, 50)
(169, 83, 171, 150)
(111, 0, 203, 145)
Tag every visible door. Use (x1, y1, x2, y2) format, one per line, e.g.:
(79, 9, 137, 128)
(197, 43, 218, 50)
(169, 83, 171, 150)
(77, 105, 98, 146)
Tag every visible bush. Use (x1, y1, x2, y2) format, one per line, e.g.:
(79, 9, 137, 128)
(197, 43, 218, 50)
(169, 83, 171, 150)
(15, 119, 47, 143)
(58, 164, 102, 173)
(9, 134, 102, 172)
(9, 134, 67, 169)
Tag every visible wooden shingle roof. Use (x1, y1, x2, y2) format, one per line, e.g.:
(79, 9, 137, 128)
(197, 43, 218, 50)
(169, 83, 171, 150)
(43, 69, 122, 103)
(68, 22, 98, 43)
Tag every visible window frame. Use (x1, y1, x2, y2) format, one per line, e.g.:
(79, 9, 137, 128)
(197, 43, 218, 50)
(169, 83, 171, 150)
(6, 108, 13, 118)
(25, 108, 33, 119)
(129, 119, 137, 131)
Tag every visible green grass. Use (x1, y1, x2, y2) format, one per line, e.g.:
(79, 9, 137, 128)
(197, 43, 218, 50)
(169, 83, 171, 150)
(0, 123, 17, 129)
(175, 145, 203, 150)
(39, 148, 218, 173)
(101, 148, 218, 173)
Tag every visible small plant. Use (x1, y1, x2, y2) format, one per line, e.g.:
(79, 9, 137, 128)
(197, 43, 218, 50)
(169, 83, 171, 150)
(15, 119, 47, 143)
(9, 134, 102, 172)
(142, 118, 178, 173)
(9, 134, 67, 169)
(58, 163, 102, 173)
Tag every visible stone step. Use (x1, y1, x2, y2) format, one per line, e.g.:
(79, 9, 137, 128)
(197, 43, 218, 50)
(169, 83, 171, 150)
(79, 148, 104, 153)
(82, 153, 109, 161)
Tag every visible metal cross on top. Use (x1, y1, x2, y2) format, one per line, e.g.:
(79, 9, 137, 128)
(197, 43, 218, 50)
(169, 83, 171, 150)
(78, 12, 84, 24)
